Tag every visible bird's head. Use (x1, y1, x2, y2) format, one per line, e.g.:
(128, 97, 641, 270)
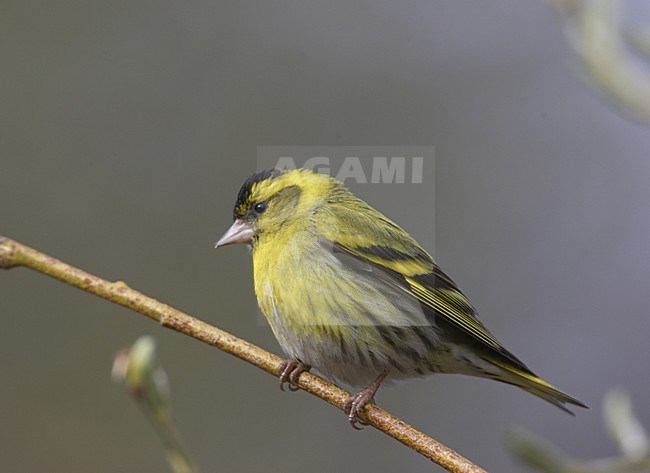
(215, 168, 338, 248)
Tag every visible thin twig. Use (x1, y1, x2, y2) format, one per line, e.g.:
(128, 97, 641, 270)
(506, 389, 649, 473)
(113, 336, 197, 473)
(549, 0, 650, 126)
(0, 236, 487, 473)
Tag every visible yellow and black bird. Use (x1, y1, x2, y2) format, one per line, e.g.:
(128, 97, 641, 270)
(216, 168, 587, 427)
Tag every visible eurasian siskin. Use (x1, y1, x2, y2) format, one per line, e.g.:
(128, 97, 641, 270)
(216, 168, 587, 427)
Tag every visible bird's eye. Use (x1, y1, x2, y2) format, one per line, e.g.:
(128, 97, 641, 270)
(253, 202, 267, 214)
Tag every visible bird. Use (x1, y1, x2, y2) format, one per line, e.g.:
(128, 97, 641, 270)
(215, 168, 587, 428)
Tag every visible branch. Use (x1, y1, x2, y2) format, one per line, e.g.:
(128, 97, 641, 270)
(0, 236, 487, 473)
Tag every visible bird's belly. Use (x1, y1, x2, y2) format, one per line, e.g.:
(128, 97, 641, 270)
(258, 278, 456, 387)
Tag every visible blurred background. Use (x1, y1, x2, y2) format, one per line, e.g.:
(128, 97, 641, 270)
(2, 1, 650, 472)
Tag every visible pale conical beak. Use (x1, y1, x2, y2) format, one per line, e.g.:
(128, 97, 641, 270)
(215, 219, 255, 248)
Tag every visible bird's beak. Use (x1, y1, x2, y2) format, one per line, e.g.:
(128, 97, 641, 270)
(215, 219, 254, 248)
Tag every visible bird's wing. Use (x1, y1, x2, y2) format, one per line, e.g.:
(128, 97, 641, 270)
(318, 202, 526, 366)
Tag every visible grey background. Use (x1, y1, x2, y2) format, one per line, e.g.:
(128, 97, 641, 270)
(2, 1, 650, 472)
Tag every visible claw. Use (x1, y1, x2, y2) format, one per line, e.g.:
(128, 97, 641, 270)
(279, 359, 297, 392)
(343, 370, 388, 429)
(289, 364, 305, 385)
(278, 358, 310, 392)
(344, 391, 374, 429)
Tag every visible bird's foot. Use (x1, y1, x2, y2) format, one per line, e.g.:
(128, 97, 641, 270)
(343, 370, 388, 430)
(279, 358, 310, 392)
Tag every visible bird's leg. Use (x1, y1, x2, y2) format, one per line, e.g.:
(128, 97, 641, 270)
(344, 370, 388, 430)
(278, 358, 311, 392)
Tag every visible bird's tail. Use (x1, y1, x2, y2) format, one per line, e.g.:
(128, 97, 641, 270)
(486, 356, 589, 414)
